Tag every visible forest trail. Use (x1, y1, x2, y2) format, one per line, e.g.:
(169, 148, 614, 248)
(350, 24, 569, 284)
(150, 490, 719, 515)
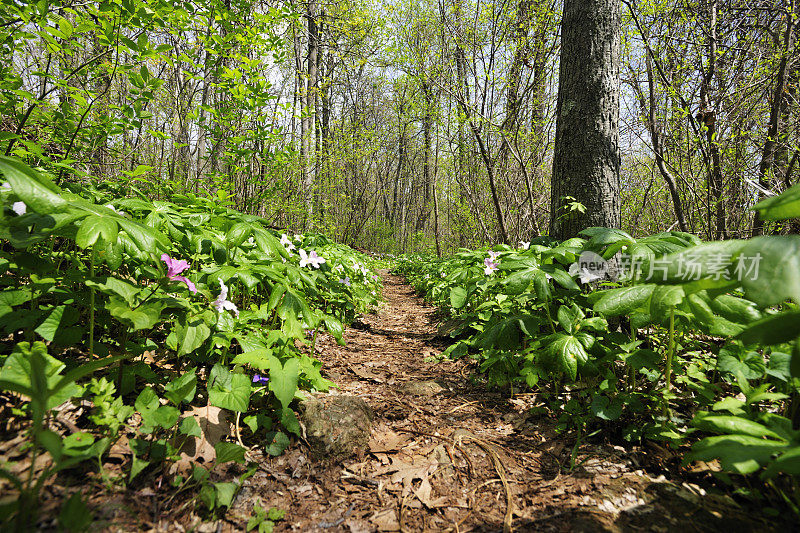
(225, 272, 773, 533)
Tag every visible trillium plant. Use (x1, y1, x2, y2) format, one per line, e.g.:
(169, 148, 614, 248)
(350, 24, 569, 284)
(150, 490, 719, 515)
(483, 257, 498, 276)
(213, 280, 239, 317)
(299, 249, 326, 269)
(161, 254, 197, 293)
(280, 234, 296, 251)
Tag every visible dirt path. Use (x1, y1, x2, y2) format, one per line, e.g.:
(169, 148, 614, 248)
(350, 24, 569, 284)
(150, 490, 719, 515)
(227, 272, 776, 532)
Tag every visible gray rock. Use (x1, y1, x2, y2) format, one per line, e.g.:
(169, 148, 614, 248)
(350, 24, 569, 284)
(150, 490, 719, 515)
(300, 395, 374, 459)
(400, 380, 445, 396)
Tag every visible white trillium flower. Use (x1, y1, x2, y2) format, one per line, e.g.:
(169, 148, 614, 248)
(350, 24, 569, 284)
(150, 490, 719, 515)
(299, 249, 326, 269)
(12, 201, 26, 216)
(484, 257, 499, 276)
(105, 204, 126, 217)
(213, 280, 239, 317)
(568, 262, 604, 284)
(280, 234, 296, 251)
(520, 241, 530, 250)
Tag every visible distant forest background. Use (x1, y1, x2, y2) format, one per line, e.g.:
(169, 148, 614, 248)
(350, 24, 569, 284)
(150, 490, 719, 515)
(1, 0, 798, 251)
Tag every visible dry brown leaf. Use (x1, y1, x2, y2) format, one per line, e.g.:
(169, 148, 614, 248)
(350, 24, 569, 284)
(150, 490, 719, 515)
(368, 427, 409, 454)
(375, 455, 438, 496)
(369, 508, 400, 532)
(171, 404, 230, 476)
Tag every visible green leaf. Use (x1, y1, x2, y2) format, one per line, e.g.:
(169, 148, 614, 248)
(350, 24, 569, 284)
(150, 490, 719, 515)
(232, 349, 276, 371)
(164, 369, 197, 406)
(59, 493, 93, 532)
(209, 364, 251, 412)
(594, 285, 654, 317)
(688, 434, 787, 475)
(213, 482, 238, 508)
(716, 344, 765, 380)
(649, 285, 684, 323)
(266, 431, 290, 456)
(268, 358, 299, 410)
(34, 305, 76, 342)
(214, 442, 246, 464)
(323, 315, 344, 345)
(106, 297, 164, 331)
(752, 182, 800, 221)
(449, 286, 467, 309)
(226, 222, 251, 248)
(179, 416, 202, 437)
(693, 413, 785, 441)
(76, 214, 119, 248)
(741, 236, 800, 306)
(737, 311, 800, 346)
(591, 395, 623, 421)
(0, 156, 67, 214)
(762, 447, 800, 479)
(175, 317, 211, 356)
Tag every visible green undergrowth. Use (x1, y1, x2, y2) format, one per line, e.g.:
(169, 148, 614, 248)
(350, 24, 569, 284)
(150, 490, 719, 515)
(394, 184, 800, 515)
(0, 156, 382, 530)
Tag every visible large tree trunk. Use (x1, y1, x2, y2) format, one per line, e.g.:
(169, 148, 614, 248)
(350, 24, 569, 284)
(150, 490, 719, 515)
(549, 0, 621, 240)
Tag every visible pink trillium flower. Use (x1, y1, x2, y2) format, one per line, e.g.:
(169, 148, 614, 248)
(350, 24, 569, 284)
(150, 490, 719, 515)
(487, 250, 501, 261)
(484, 257, 499, 276)
(161, 253, 197, 293)
(213, 280, 239, 317)
(11, 201, 26, 216)
(299, 249, 326, 269)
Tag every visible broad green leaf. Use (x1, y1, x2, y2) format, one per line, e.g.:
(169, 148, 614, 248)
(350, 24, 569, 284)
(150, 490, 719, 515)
(209, 364, 250, 412)
(106, 297, 164, 331)
(741, 236, 800, 306)
(164, 369, 197, 406)
(594, 285, 654, 316)
(752, 182, 800, 221)
(688, 434, 787, 474)
(269, 358, 299, 410)
(225, 222, 251, 248)
(214, 442, 246, 464)
(266, 431, 291, 456)
(693, 414, 785, 441)
(232, 349, 276, 371)
(716, 344, 766, 380)
(75, 214, 118, 248)
(649, 285, 684, 323)
(214, 482, 238, 507)
(34, 305, 77, 342)
(179, 416, 202, 437)
(0, 156, 67, 214)
(762, 447, 800, 479)
(737, 311, 800, 346)
(449, 286, 467, 309)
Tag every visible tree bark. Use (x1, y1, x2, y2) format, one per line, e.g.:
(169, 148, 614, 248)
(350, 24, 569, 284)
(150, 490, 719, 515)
(550, 0, 621, 240)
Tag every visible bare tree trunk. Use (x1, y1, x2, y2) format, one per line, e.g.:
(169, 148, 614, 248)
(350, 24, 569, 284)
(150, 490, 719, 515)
(550, 0, 621, 239)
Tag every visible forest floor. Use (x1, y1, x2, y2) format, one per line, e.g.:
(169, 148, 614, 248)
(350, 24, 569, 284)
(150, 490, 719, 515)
(215, 271, 779, 533)
(12, 272, 786, 532)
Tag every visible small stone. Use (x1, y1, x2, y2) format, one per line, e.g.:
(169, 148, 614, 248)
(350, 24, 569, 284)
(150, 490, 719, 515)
(300, 395, 374, 460)
(400, 380, 445, 396)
